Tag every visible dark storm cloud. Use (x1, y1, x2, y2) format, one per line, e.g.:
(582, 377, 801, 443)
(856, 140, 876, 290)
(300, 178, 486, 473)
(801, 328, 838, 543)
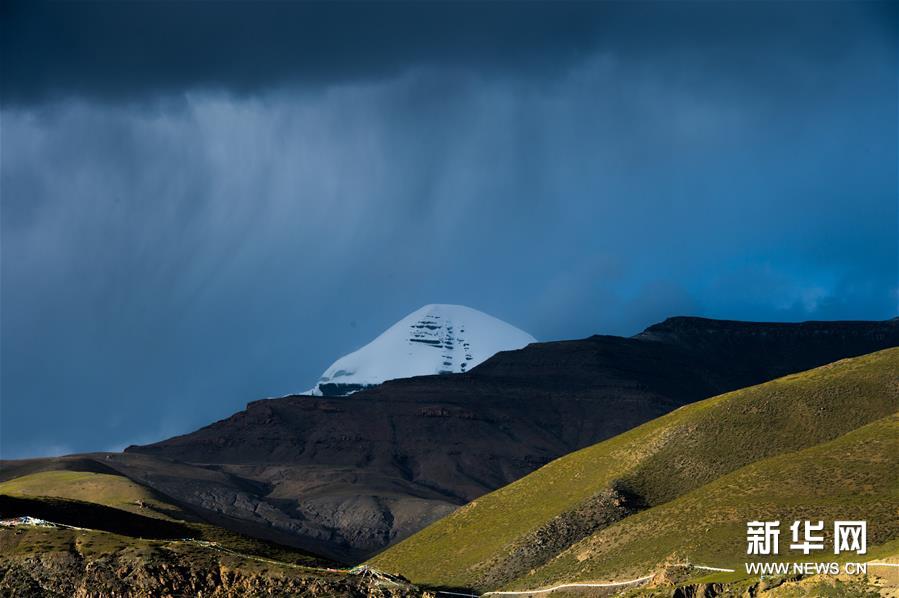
(2, 0, 598, 103)
(1, 1, 897, 459)
(3, 1, 895, 104)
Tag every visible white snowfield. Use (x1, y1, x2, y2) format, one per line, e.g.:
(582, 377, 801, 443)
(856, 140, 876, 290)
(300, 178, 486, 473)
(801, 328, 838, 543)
(307, 304, 536, 396)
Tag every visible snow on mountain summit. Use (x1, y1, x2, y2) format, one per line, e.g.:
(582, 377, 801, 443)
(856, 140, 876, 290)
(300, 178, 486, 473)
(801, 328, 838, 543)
(308, 304, 536, 396)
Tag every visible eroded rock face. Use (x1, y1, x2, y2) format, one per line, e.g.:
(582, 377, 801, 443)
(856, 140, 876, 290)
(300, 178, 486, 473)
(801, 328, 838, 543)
(0, 548, 425, 598)
(474, 485, 639, 589)
(638, 573, 886, 597)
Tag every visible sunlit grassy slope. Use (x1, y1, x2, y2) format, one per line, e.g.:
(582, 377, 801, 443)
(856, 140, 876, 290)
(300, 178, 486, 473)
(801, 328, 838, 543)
(0, 471, 335, 567)
(510, 413, 899, 589)
(0, 492, 335, 568)
(369, 347, 899, 590)
(0, 470, 186, 521)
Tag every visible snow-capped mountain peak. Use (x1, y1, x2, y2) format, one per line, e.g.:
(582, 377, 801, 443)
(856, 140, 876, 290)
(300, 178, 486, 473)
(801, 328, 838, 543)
(308, 304, 536, 396)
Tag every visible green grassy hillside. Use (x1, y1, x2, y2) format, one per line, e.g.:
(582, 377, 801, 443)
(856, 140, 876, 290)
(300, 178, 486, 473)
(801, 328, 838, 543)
(0, 470, 188, 521)
(0, 491, 334, 566)
(510, 413, 899, 590)
(0, 469, 340, 569)
(369, 347, 899, 590)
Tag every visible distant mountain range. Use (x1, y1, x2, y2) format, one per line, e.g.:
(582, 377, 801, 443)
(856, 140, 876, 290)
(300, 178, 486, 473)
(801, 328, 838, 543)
(1, 315, 897, 595)
(113, 315, 899, 560)
(308, 304, 536, 396)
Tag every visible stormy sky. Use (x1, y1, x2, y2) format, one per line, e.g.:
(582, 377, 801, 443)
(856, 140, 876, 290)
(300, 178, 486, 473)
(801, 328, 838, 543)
(1, 1, 896, 459)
